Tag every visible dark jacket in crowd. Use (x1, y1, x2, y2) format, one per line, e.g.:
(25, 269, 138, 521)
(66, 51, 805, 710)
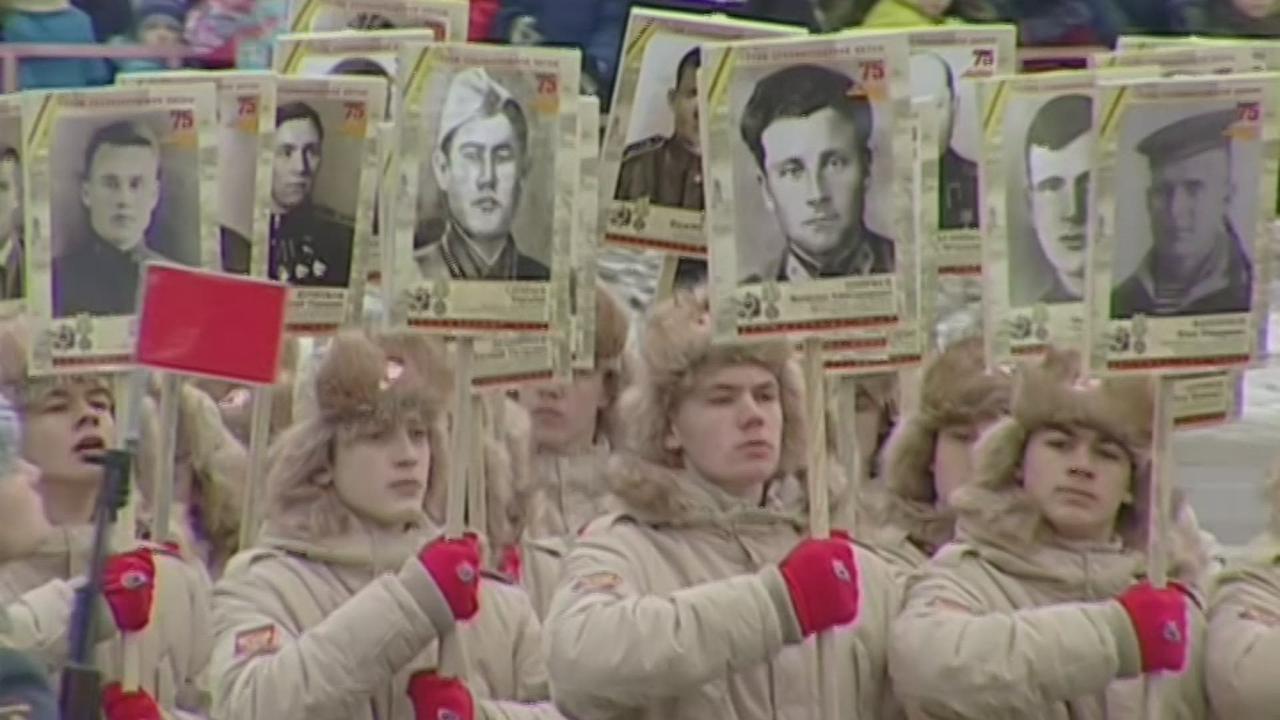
(494, 0, 629, 97)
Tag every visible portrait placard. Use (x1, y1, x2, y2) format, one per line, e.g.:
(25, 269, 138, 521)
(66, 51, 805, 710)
(287, 0, 464, 38)
(979, 70, 1096, 365)
(395, 42, 578, 336)
(1087, 72, 1280, 375)
(22, 85, 218, 373)
(276, 30, 432, 283)
(701, 31, 911, 343)
(117, 70, 276, 278)
(273, 75, 385, 333)
(0, 96, 24, 317)
(907, 25, 1016, 279)
(601, 7, 804, 257)
(1115, 35, 1204, 52)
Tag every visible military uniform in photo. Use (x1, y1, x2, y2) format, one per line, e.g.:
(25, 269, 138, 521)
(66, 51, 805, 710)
(414, 67, 549, 282)
(752, 230, 895, 283)
(615, 134, 704, 210)
(54, 235, 169, 317)
(220, 225, 251, 275)
(1111, 109, 1252, 319)
(269, 204, 354, 286)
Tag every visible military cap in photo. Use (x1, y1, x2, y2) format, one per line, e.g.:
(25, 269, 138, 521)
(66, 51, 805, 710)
(1136, 108, 1237, 167)
(437, 67, 518, 150)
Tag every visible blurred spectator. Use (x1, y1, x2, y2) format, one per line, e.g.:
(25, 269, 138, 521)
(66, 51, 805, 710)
(1, 0, 110, 89)
(470, 0, 501, 40)
(495, 0, 628, 101)
(184, 0, 256, 67)
(71, 0, 134, 41)
(986, 0, 1127, 45)
(1205, 0, 1280, 35)
(108, 0, 190, 74)
(863, 0, 970, 25)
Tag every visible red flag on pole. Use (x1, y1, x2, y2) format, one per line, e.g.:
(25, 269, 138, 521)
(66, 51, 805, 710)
(134, 262, 288, 385)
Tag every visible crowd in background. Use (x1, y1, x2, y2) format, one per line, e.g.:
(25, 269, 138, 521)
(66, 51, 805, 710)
(2, 0, 1280, 97)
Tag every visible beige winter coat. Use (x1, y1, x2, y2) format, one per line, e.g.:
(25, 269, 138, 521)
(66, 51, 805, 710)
(0, 526, 213, 717)
(545, 453, 903, 720)
(209, 519, 562, 720)
(1206, 529, 1280, 719)
(523, 445, 612, 540)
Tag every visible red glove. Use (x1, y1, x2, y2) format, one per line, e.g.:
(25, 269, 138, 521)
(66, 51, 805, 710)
(1117, 581, 1189, 673)
(779, 533, 859, 637)
(499, 544, 523, 583)
(407, 671, 475, 720)
(102, 548, 156, 632)
(102, 683, 162, 720)
(418, 535, 481, 621)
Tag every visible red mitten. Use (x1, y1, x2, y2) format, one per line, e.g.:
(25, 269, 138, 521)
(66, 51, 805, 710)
(499, 544, 523, 583)
(102, 548, 156, 632)
(1117, 581, 1189, 673)
(102, 683, 162, 720)
(417, 534, 481, 621)
(778, 534, 859, 636)
(407, 671, 475, 720)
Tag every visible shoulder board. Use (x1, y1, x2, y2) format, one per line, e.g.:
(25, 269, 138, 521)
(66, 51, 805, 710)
(622, 135, 664, 159)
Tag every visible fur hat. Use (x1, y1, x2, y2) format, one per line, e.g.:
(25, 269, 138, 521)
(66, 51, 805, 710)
(621, 287, 805, 475)
(953, 347, 1169, 556)
(263, 330, 453, 541)
(881, 336, 1014, 507)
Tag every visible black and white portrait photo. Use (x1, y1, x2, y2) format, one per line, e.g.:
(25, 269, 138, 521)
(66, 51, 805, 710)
(1112, 107, 1254, 319)
(413, 66, 552, 282)
(268, 99, 358, 288)
(911, 50, 979, 232)
(50, 116, 200, 317)
(615, 43, 703, 211)
(1011, 93, 1093, 306)
(299, 0, 456, 38)
(735, 63, 894, 284)
(0, 127, 22, 303)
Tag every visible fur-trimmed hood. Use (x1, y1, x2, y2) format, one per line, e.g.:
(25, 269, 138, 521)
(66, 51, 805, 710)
(950, 349, 1206, 588)
(621, 288, 806, 478)
(261, 331, 452, 548)
(877, 337, 1013, 553)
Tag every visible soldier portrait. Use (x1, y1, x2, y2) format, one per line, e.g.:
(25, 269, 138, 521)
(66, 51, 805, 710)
(0, 143, 21, 301)
(1013, 93, 1092, 306)
(737, 64, 894, 284)
(268, 101, 355, 288)
(53, 120, 177, 317)
(1112, 108, 1252, 319)
(615, 48, 703, 211)
(414, 67, 550, 282)
(912, 51, 979, 232)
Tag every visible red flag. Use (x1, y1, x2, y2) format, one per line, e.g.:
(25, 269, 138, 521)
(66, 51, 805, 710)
(134, 262, 288, 385)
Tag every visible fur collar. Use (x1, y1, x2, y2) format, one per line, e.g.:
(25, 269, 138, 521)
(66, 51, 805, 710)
(605, 452, 850, 531)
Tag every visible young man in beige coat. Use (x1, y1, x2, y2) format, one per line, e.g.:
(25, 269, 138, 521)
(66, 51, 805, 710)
(867, 337, 1012, 574)
(545, 288, 902, 719)
(511, 285, 630, 617)
(1206, 462, 1280, 718)
(209, 331, 563, 719)
(890, 350, 1209, 719)
(0, 320, 213, 718)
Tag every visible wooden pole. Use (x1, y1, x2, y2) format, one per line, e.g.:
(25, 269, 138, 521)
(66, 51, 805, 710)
(1144, 375, 1175, 719)
(802, 338, 839, 720)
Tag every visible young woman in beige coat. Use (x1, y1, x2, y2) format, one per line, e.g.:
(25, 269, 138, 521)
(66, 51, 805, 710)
(1206, 462, 1280, 718)
(545, 289, 902, 719)
(0, 320, 213, 718)
(208, 330, 562, 720)
(890, 351, 1209, 719)
(866, 337, 1012, 574)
